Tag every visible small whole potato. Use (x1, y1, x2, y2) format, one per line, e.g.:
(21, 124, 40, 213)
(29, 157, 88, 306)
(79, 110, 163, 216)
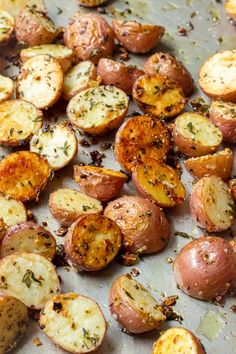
(64, 13, 115, 63)
(112, 20, 165, 54)
(173, 236, 236, 300)
(104, 195, 170, 254)
(97, 58, 144, 95)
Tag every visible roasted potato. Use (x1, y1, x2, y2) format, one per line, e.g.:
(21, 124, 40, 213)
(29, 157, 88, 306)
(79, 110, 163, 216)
(0, 295, 28, 354)
(115, 115, 170, 172)
(0, 218, 7, 243)
(65, 214, 122, 271)
(49, 188, 103, 226)
(104, 195, 170, 254)
(112, 20, 165, 54)
(173, 112, 223, 157)
(109, 274, 166, 333)
(184, 148, 233, 180)
(74, 165, 127, 202)
(153, 327, 206, 354)
(97, 58, 144, 96)
(0, 75, 14, 103)
(144, 52, 193, 96)
(17, 54, 63, 110)
(0, 10, 14, 45)
(190, 175, 234, 232)
(0, 252, 60, 309)
(20, 44, 74, 72)
(78, 0, 108, 6)
(0, 151, 51, 202)
(15, 5, 57, 46)
(133, 74, 186, 119)
(132, 159, 186, 208)
(229, 178, 236, 201)
(64, 13, 115, 63)
(0, 195, 27, 227)
(225, 0, 236, 20)
(174, 236, 236, 300)
(199, 50, 236, 102)
(67, 85, 129, 135)
(40, 293, 107, 354)
(0, 99, 43, 146)
(0, 221, 56, 260)
(62, 61, 101, 101)
(0, 0, 46, 18)
(30, 123, 77, 170)
(209, 100, 236, 143)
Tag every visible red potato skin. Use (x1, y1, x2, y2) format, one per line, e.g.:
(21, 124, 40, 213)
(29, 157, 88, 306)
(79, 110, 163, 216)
(173, 237, 236, 300)
(209, 107, 236, 143)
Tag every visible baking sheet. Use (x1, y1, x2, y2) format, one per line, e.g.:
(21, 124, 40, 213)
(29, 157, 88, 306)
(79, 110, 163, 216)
(1, 0, 236, 353)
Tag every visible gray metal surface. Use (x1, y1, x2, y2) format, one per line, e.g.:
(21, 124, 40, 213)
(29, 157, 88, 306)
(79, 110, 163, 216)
(1, 0, 236, 353)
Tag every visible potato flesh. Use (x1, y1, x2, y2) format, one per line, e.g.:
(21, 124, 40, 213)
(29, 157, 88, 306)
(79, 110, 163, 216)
(21, 44, 72, 60)
(0, 10, 14, 43)
(0, 75, 13, 102)
(0, 195, 27, 226)
(211, 100, 236, 120)
(0, 0, 46, 17)
(40, 293, 106, 353)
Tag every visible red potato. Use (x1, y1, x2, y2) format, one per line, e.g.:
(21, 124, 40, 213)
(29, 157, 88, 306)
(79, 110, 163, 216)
(229, 178, 236, 201)
(112, 20, 165, 54)
(109, 274, 166, 333)
(173, 236, 236, 300)
(97, 58, 144, 95)
(190, 175, 234, 232)
(64, 13, 114, 63)
(104, 195, 170, 254)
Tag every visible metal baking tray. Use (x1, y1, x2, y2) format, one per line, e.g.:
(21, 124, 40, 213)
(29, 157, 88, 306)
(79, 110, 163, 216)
(1, 0, 235, 353)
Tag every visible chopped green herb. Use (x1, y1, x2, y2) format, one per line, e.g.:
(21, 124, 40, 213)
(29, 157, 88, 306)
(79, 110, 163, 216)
(22, 270, 42, 288)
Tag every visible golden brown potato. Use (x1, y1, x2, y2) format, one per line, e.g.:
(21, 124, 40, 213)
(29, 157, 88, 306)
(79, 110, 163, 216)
(184, 148, 233, 180)
(0, 151, 51, 202)
(144, 52, 193, 96)
(112, 20, 165, 54)
(0, 218, 6, 243)
(0, 10, 14, 45)
(133, 74, 186, 119)
(64, 13, 114, 63)
(97, 58, 144, 95)
(115, 115, 170, 172)
(74, 165, 127, 202)
(225, 0, 236, 20)
(78, 0, 108, 6)
(132, 158, 186, 208)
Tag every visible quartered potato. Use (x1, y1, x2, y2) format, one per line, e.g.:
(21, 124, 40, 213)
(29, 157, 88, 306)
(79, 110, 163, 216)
(49, 188, 103, 226)
(0, 99, 43, 146)
(15, 5, 57, 46)
(0, 151, 51, 202)
(62, 61, 101, 101)
(0, 75, 14, 103)
(0, 10, 14, 45)
(112, 20, 165, 54)
(133, 74, 186, 119)
(30, 123, 77, 170)
(20, 44, 74, 72)
(17, 54, 63, 109)
(65, 214, 122, 271)
(115, 115, 170, 172)
(199, 50, 236, 102)
(74, 165, 127, 202)
(0, 221, 56, 260)
(40, 293, 107, 354)
(0, 195, 27, 227)
(0, 0, 46, 18)
(184, 148, 233, 180)
(225, 0, 236, 20)
(190, 175, 234, 232)
(132, 158, 186, 208)
(173, 112, 223, 157)
(109, 274, 166, 333)
(67, 85, 129, 135)
(153, 327, 206, 354)
(78, 0, 108, 6)
(0, 252, 60, 309)
(0, 295, 28, 354)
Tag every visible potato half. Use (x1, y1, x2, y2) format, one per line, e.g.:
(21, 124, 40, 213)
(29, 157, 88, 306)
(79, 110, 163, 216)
(153, 327, 206, 354)
(0, 75, 14, 103)
(40, 293, 107, 354)
(17, 54, 63, 109)
(49, 188, 103, 226)
(173, 112, 223, 157)
(190, 175, 234, 232)
(0, 10, 14, 45)
(0, 0, 46, 18)
(109, 274, 166, 333)
(0, 195, 27, 227)
(67, 85, 129, 135)
(0, 252, 60, 309)
(0, 151, 51, 202)
(199, 50, 236, 101)
(133, 74, 186, 119)
(115, 115, 170, 172)
(225, 0, 236, 20)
